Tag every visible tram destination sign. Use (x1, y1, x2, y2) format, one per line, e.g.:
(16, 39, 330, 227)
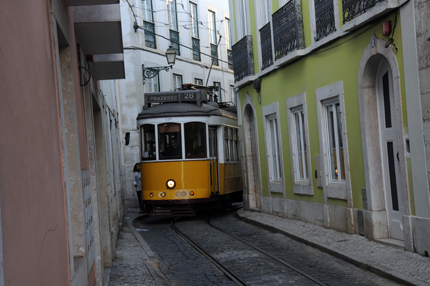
(145, 89, 207, 108)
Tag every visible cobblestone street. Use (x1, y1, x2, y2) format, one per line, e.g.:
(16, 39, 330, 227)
(105, 208, 429, 286)
(107, 212, 157, 286)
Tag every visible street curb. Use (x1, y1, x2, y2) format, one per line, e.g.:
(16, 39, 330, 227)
(127, 214, 170, 286)
(236, 209, 429, 286)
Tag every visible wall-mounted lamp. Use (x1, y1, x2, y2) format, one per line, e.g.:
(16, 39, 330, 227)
(142, 46, 177, 80)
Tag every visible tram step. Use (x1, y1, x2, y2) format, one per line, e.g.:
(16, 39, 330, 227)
(150, 205, 195, 217)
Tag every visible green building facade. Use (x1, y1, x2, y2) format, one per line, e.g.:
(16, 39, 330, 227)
(229, 0, 430, 255)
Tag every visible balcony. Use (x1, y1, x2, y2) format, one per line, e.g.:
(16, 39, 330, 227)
(232, 35, 254, 83)
(143, 21, 156, 49)
(260, 22, 273, 70)
(343, 0, 386, 23)
(74, 4, 124, 80)
(272, 0, 305, 60)
(315, 0, 336, 41)
(192, 37, 201, 61)
(170, 30, 180, 55)
(211, 43, 219, 66)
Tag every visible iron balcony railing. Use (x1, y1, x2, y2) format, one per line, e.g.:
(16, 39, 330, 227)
(170, 29, 180, 55)
(143, 21, 156, 49)
(260, 22, 273, 70)
(232, 35, 254, 82)
(211, 43, 219, 66)
(343, 0, 386, 23)
(315, 0, 336, 41)
(272, 0, 305, 60)
(192, 37, 201, 61)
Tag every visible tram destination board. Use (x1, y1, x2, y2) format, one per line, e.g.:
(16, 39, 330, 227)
(145, 89, 207, 108)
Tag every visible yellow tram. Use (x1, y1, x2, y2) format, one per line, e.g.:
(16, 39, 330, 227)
(137, 85, 243, 216)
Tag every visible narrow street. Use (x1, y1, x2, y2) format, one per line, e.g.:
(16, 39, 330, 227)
(107, 208, 430, 285)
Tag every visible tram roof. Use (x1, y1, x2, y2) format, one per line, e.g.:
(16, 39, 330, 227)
(137, 102, 237, 120)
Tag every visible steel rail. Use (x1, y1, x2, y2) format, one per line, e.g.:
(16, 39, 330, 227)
(208, 213, 328, 286)
(170, 218, 247, 286)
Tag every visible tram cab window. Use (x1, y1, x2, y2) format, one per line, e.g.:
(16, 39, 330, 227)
(141, 124, 156, 160)
(159, 123, 182, 160)
(185, 122, 207, 159)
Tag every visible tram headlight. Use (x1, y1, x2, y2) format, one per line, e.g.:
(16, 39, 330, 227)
(190, 191, 195, 196)
(149, 193, 154, 197)
(166, 179, 176, 189)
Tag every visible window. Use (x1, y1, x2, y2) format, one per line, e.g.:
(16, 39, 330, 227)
(141, 124, 156, 160)
(287, 93, 312, 194)
(226, 18, 233, 69)
(230, 85, 235, 105)
(158, 123, 182, 160)
(194, 78, 203, 85)
(144, 67, 160, 93)
(190, 2, 199, 38)
(142, 0, 153, 22)
(208, 11, 217, 44)
(167, 0, 178, 31)
(224, 127, 239, 162)
(324, 99, 345, 182)
(256, 0, 270, 29)
(173, 74, 183, 90)
(168, 0, 180, 54)
(266, 114, 282, 180)
(293, 107, 309, 180)
(142, 0, 156, 48)
(185, 122, 206, 159)
(190, 2, 200, 61)
(213, 81, 221, 102)
(316, 81, 350, 200)
(263, 102, 284, 194)
(209, 10, 219, 66)
(235, 0, 249, 39)
(225, 18, 232, 49)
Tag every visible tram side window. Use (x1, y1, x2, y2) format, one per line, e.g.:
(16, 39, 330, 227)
(233, 128, 239, 161)
(224, 127, 239, 162)
(141, 124, 156, 161)
(159, 123, 182, 160)
(224, 127, 230, 161)
(185, 122, 207, 159)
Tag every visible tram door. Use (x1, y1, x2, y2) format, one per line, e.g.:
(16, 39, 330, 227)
(209, 127, 219, 194)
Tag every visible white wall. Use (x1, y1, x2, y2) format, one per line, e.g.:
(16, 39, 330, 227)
(118, 0, 235, 208)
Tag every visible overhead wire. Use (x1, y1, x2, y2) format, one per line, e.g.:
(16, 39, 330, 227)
(125, 0, 231, 65)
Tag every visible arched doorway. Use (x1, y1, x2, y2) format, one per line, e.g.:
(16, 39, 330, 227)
(358, 35, 410, 241)
(243, 96, 261, 210)
(376, 58, 404, 240)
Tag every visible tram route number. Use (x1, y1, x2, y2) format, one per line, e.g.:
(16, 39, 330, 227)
(182, 93, 195, 99)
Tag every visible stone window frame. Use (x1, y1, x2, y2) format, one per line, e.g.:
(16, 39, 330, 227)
(262, 102, 285, 194)
(316, 81, 351, 201)
(286, 93, 313, 195)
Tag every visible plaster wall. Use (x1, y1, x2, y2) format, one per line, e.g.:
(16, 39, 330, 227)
(235, 0, 423, 248)
(118, 0, 235, 208)
(0, 0, 70, 284)
(413, 0, 430, 218)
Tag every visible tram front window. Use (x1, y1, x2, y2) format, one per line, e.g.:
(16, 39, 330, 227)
(141, 124, 156, 160)
(185, 122, 207, 159)
(159, 123, 182, 160)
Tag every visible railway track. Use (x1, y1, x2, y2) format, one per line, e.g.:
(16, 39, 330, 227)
(171, 211, 328, 286)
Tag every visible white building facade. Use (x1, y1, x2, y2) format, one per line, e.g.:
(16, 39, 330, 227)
(118, 0, 235, 207)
